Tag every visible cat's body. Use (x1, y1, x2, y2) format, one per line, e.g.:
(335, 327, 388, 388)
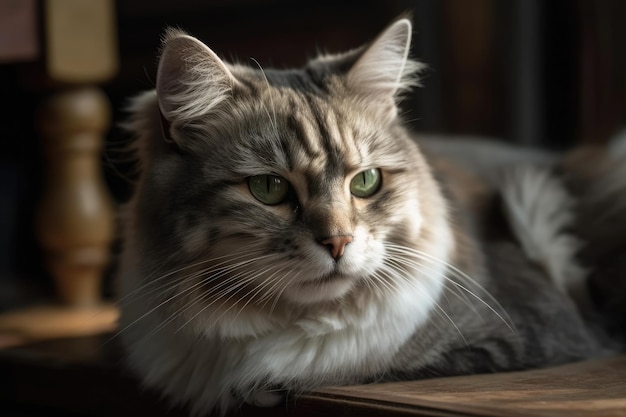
(117, 18, 625, 415)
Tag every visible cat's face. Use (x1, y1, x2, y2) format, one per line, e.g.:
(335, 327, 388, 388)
(126, 20, 452, 336)
(162, 88, 427, 305)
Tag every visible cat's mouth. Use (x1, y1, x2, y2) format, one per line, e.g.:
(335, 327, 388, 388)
(284, 270, 359, 303)
(301, 271, 353, 287)
(316, 272, 347, 283)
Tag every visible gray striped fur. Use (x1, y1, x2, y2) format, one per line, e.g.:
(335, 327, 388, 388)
(117, 18, 624, 416)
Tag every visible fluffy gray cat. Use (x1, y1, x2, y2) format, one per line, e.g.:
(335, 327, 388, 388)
(117, 17, 625, 416)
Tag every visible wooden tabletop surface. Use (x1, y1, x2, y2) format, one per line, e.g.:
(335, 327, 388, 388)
(313, 355, 626, 417)
(1, 329, 625, 417)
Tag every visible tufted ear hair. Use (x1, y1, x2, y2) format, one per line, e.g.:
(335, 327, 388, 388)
(156, 28, 237, 144)
(345, 18, 425, 101)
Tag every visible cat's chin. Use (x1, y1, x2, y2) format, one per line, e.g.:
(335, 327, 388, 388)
(283, 273, 356, 304)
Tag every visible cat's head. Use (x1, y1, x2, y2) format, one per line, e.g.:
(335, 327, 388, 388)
(124, 18, 453, 336)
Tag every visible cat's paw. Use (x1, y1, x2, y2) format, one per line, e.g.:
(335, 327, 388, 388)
(295, 316, 345, 337)
(246, 390, 285, 408)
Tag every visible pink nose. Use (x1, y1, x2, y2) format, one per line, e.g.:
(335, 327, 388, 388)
(320, 235, 353, 260)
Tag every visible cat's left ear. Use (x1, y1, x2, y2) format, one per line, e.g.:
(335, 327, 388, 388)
(346, 18, 424, 114)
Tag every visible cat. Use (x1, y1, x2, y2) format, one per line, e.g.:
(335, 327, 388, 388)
(116, 16, 626, 416)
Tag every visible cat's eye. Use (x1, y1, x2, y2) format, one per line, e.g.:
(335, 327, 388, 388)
(350, 168, 381, 198)
(248, 175, 289, 205)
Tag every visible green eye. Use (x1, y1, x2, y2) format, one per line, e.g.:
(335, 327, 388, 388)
(248, 175, 289, 205)
(350, 168, 381, 198)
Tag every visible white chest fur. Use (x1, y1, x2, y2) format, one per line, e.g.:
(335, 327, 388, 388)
(120, 265, 444, 415)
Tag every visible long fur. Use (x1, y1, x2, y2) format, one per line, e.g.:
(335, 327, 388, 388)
(499, 164, 587, 297)
(116, 17, 625, 416)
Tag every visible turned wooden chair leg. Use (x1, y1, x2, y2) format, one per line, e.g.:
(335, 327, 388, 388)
(36, 87, 115, 307)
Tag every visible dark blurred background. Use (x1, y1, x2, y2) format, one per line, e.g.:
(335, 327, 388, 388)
(0, 0, 625, 310)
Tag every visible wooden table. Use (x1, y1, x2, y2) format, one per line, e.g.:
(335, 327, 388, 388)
(1, 332, 624, 417)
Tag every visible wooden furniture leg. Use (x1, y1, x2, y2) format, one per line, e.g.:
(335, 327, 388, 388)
(36, 87, 115, 307)
(34, 0, 118, 307)
(0, 0, 119, 343)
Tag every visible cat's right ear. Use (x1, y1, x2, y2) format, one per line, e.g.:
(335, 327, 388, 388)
(156, 28, 237, 145)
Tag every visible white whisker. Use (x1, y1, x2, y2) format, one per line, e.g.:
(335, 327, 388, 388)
(385, 243, 515, 333)
(250, 57, 278, 134)
(378, 262, 468, 346)
(141, 262, 266, 340)
(174, 260, 289, 333)
(106, 251, 275, 344)
(387, 254, 480, 318)
(117, 249, 263, 306)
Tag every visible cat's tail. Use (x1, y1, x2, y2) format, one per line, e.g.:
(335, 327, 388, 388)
(498, 163, 587, 302)
(561, 137, 626, 341)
